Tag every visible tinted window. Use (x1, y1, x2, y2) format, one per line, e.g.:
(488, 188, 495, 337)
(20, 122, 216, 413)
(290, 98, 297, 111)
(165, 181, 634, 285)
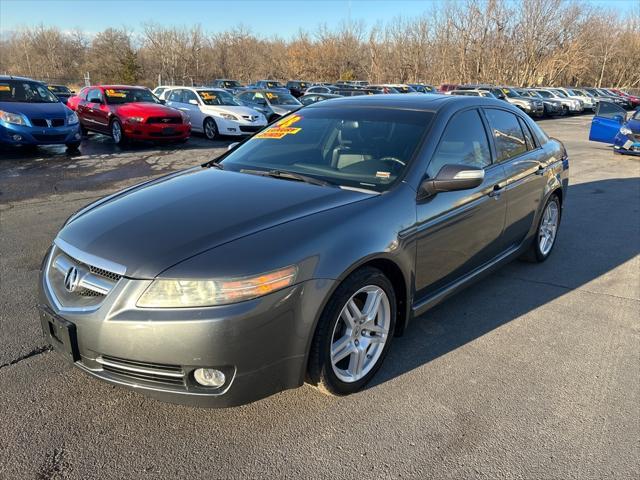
(87, 89, 103, 103)
(484, 109, 528, 162)
(518, 117, 537, 150)
(0, 80, 59, 103)
(596, 101, 626, 119)
(428, 109, 491, 177)
(168, 89, 183, 103)
(182, 89, 199, 103)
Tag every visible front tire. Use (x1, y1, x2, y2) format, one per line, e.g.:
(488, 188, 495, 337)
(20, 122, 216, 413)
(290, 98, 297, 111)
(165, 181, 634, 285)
(522, 194, 561, 262)
(65, 142, 80, 152)
(308, 267, 396, 396)
(203, 118, 218, 140)
(110, 119, 126, 146)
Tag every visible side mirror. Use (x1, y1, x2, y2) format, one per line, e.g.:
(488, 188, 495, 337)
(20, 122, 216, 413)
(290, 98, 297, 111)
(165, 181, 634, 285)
(419, 164, 485, 198)
(188, 99, 198, 105)
(227, 142, 239, 151)
(612, 114, 624, 124)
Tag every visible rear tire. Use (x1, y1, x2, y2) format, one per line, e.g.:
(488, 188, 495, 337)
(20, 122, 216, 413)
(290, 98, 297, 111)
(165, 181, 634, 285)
(308, 267, 396, 396)
(521, 194, 561, 263)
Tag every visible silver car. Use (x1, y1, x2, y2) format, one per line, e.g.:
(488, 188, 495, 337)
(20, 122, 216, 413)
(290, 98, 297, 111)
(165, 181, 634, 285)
(534, 89, 583, 114)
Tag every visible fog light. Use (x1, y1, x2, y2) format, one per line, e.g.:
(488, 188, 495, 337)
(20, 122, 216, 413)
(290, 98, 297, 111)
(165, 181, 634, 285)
(12, 134, 22, 141)
(194, 368, 225, 387)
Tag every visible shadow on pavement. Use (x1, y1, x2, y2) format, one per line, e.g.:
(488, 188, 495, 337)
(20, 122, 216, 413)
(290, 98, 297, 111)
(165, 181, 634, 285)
(370, 177, 640, 388)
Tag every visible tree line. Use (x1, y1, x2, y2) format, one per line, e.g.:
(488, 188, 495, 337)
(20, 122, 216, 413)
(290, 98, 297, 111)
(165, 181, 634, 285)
(0, 0, 638, 89)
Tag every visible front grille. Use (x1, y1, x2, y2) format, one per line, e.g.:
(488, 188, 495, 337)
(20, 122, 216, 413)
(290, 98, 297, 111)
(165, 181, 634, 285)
(45, 244, 123, 310)
(147, 116, 181, 124)
(97, 355, 185, 387)
(240, 125, 262, 133)
(33, 134, 67, 142)
(31, 118, 65, 127)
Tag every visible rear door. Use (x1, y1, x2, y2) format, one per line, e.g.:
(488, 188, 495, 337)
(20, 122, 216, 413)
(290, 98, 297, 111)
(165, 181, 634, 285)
(589, 102, 627, 143)
(483, 108, 548, 249)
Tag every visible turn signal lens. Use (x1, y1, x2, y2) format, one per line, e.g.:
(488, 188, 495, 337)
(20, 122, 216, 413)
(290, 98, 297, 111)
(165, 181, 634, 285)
(137, 265, 298, 308)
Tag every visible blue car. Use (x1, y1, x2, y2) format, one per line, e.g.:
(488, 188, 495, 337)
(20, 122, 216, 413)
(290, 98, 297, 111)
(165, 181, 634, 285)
(589, 101, 640, 156)
(0, 75, 82, 150)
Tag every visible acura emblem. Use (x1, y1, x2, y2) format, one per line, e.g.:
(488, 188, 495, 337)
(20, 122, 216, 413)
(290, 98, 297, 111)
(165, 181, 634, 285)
(64, 266, 80, 293)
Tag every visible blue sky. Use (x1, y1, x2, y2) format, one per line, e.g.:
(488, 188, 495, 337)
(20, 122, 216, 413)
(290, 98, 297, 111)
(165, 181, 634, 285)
(1, 0, 637, 38)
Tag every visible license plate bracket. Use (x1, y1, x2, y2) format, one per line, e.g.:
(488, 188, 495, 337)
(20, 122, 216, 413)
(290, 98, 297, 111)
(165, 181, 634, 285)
(162, 127, 175, 136)
(39, 308, 80, 363)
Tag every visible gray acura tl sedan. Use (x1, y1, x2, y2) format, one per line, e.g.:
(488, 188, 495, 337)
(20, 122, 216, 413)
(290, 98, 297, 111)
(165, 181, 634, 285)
(39, 94, 568, 407)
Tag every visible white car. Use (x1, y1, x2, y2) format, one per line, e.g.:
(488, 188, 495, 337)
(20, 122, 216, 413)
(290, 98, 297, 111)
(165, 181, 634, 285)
(165, 87, 267, 139)
(152, 86, 175, 101)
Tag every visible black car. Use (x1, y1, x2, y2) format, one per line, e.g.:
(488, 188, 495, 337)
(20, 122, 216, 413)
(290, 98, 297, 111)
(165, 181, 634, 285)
(299, 93, 342, 105)
(47, 84, 74, 105)
(286, 80, 311, 98)
(39, 94, 568, 407)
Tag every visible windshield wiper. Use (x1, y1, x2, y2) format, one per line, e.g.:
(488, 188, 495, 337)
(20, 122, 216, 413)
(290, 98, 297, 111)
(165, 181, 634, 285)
(240, 168, 333, 187)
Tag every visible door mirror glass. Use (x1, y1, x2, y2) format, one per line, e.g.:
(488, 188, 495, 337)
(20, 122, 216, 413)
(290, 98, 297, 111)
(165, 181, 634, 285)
(419, 164, 485, 198)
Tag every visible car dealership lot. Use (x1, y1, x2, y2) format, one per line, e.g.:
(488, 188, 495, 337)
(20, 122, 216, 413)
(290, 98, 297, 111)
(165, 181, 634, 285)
(0, 116, 638, 479)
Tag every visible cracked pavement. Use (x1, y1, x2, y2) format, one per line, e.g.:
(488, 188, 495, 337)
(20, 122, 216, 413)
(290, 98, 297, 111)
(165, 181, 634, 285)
(0, 118, 639, 479)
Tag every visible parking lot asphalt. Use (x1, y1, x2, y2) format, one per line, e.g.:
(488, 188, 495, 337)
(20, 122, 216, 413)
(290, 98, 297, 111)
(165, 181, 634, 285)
(1, 117, 639, 479)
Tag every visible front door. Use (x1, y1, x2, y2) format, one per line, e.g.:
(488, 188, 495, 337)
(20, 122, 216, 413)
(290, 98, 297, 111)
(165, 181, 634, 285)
(589, 101, 627, 144)
(415, 108, 507, 301)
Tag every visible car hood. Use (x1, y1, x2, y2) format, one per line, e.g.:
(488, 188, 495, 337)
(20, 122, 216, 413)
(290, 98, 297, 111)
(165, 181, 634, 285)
(271, 105, 299, 115)
(201, 105, 263, 118)
(0, 101, 68, 117)
(112, 102, 180, 117)
(625, 119, 640, 133)
(58, 168, 372, 278)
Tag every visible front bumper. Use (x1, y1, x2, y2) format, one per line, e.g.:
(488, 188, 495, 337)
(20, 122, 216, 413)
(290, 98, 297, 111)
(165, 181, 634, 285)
(123, 122, 190, 141)
(38, 252, 334, 407)
(0, 121, 81, 146)
(613, 133, 640, 156)
(214, 117, 267, 136)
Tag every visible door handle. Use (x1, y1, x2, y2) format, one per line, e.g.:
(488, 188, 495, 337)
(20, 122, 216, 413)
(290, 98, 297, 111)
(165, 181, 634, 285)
(488, 184, 504, 198)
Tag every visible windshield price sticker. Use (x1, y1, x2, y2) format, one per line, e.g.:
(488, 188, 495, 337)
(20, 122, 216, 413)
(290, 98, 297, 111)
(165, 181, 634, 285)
(256, 115, 303, 139)
(200, 92, 217, 100)
(0, 84, 11, 91)
(105, 89, 126, 97)
(265, 92, 276, 99)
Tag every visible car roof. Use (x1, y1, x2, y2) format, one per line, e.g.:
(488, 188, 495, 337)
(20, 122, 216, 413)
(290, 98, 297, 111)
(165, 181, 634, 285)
(97, 85, 147, 90)
(304, 92, 507, 112)
(240, 89, 289, 94)
(0, 75, 42, 83)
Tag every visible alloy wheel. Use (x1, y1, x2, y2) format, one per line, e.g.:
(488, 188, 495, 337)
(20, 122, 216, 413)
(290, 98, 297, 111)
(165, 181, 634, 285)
(112, 121, 122, 144)
(330, 285, 391, 383)
(539, 200, 559, 256)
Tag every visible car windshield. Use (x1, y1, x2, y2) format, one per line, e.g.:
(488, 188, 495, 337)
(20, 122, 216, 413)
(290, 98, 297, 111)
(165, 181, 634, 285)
(633, 109, 640, 120)
(564, 89, 577, 96)
(0, 80, 60, 103)
(265, 81, 284, 89)
(501, 88, 521, 98)
(198, 90, 242, 106)
(104, 88, 160, 105)
(265, 92, 301, 106)
(220, 108, 433, 192)
(48, 85, 70, 94)
(223, 81, 241, 88)
(553, 90, 567, 97)
(537, 90, 553, 98)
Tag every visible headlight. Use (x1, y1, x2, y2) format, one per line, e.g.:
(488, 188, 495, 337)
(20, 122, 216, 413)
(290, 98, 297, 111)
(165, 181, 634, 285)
(0, 110, 29, 126)
(127, 116, 145, 123)
(67, 112, 79, 125)
(137, 265, 298, 308)
(620, 126, 632, 135)
(220, 113, 238, 121)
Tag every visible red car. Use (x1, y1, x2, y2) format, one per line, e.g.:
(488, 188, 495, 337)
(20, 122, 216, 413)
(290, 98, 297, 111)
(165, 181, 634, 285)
(610, 88, 640, 108)
(75, 85, 190, 145)
(66, 87, 88, 111)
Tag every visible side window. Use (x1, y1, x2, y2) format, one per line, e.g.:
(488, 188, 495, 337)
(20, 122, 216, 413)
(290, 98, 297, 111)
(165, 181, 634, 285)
(79, 88, 89, 100)
(596, 101, 626, 119)
(428, 109, 492, 177)
(183, 90, 198, 104)
(168, 90, 183, 103)
(484, 109, 527, 162)
(87, 89, 102, 103)
(518, 117, 537, 150)
(237, 92, 250, 103)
